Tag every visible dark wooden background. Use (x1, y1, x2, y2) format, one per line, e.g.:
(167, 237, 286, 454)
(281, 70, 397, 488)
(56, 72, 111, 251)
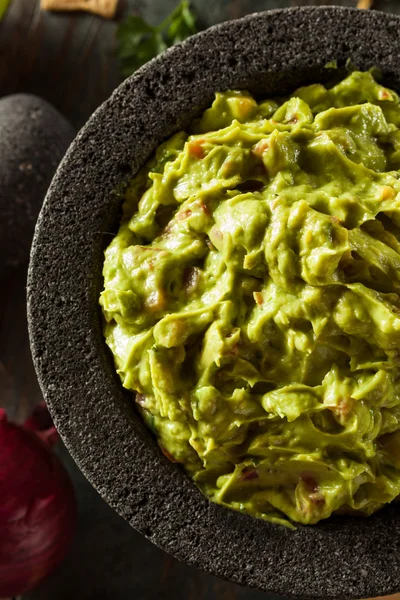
(1, 1, 400, 598)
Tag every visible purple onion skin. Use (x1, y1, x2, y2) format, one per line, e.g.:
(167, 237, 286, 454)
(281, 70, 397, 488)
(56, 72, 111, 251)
(0, 407, 77, 597)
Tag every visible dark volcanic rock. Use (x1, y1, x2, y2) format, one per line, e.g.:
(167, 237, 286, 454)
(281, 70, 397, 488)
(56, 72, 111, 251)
(27, 8, 400, 600)
(0, 95, 74, 276)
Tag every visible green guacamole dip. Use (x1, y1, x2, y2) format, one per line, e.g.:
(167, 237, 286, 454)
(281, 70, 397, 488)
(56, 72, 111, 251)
(100, 71, 400, 526)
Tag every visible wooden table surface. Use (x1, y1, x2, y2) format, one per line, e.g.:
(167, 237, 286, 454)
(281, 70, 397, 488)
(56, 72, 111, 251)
(1, 0, 400, 598)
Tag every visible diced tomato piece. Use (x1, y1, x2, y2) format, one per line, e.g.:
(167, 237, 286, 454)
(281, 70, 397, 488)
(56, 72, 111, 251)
(253, 291, 264, 306)
(252, 139, 269, 156)
(200, 202, 210, 216)
(240, 466, 259, 481)
(327, 396, 353, 419)
(309, 491, 325, 505)
(378, 89, 392, 101)
(161, 447, 179, 463)
(188, 139, 206, 159)
(299, 472, 318, 493)
(177, 209, 192, 221)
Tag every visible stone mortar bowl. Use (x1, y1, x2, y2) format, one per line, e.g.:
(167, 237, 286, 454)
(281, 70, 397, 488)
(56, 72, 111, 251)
(27, 7, 400, 599)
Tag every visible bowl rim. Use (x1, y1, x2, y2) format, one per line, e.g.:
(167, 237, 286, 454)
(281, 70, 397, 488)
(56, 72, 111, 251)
(28, 6, 400, 599)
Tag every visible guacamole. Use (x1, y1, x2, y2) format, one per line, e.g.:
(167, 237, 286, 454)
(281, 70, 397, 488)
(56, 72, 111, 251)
(100, 71, 400, 526)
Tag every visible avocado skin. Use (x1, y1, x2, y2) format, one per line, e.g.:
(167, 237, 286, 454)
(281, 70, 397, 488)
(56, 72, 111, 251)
(0, 94, 75, 277)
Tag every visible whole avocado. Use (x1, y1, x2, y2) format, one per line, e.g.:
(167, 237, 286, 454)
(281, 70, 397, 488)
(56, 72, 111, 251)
(0, 94, 75, 276)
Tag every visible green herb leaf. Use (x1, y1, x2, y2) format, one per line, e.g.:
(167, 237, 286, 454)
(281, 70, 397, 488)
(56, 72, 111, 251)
(167, 1, 197, 45)
(116, 1, 197, 79)
(116, 15, 159, 75)
(0, 0, 10, 21)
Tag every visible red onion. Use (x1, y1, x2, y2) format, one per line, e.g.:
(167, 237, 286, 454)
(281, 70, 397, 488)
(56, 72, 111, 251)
(0, 404, 77, 597)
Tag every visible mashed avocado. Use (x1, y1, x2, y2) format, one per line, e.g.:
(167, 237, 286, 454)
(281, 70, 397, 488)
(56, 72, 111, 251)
(100, 71, 400, 526)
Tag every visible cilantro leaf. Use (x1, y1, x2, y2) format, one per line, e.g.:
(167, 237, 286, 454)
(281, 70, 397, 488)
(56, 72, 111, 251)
(116, 16, 167, 76)
(167, 1, 197, 45)
(116, 1, 197, 79)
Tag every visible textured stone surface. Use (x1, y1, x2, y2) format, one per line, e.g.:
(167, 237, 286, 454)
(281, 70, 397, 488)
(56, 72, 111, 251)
(0, 94, 75, 276)
(27, 7, 400, 600)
